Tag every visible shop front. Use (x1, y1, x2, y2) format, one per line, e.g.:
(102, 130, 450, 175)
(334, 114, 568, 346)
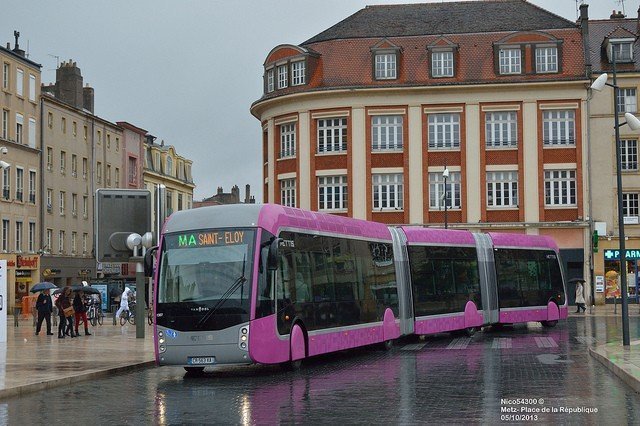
(0, 254, 42, 314)
(596, 247, 640, 305)
(39, 255, 96, 288)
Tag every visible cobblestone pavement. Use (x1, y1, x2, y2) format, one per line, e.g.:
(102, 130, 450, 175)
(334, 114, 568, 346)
(2, 316, 640, 425)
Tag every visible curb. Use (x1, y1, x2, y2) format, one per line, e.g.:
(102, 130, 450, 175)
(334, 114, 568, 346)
(0, 360, 155, 400)
(589, 346, 640, 394)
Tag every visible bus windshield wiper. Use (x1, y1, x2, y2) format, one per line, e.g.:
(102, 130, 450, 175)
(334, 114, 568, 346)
(195, 254, 246, 329)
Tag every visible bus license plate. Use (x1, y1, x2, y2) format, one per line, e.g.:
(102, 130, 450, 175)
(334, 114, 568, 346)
(188, 356, 215, 365)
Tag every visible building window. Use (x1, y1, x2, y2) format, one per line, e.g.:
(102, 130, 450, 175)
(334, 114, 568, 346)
(83, 125, 88, 141)
(432, 51, 454, 77)
(97, 130, 101, 144)
(46, 148, 52, 171)
(317, 118, 347, 153)
(499, 48, 521, 74)
(623, 193, 639, 223)
(373, 174, 403, 210)
(535, 46, 558, 73)
(46, 229, 52, 252)
(59, 191, 65, 215)
(2, 63, 8, 90)
(47, 112, 53, 129)
(277, 65, 288, 89)
(28, 117, 36, 148)
(280, 178, 296, 207)
(266, 68, 274, 93)
(621, 139, 638, 171)
(82, 158, 88, 180)
(83, 196, 88, 218)
(15, 221, 22, 252)
(60, 151, 66, 174)
(16, 68, 23, 97)
(115, 167, 119, 187)
(15, 168, 23, 202)
(318, 175, 348, 211)
(2, 109, 8, 140)
(618, 88, 637, 114)
(429, 171, 461, 210)
(280, 123, 296, 158)
(291, 61, 305, 86)
(72, 121, 77, 137)
(61, 117, 66, 134)
(83, 233, 88, 254)
(543, 110, 575, 146)
(58, 230, 65, 254)
(375, 53, 397, 80)
(372, 115, 403, 151)
(107, 134, 111, 149)
(72, 193, 77, 216)
(71, 232, 77, 254)
(177, 193, 183, 211)
(28, 222, 35, 253)
(487, 171, 518, 208)
(485, 111, 517, 148)
(1, 220, 8, 252)
(116, 137, 120, 152)
(610, 41, 633, 62)
(544, 170, 576, 206)
(28, 170, 36, 204)
(166, 157, 173, 177)
(2, 168, 10, 200)
(128, 157, 137, 185)
(16, 113, 23, 144)
(71, 154, 77, 177)
(106, 164, 111, 186)
(428, 113, 460, 149)
(29, 74, 36, 102)
(46, 189, 52, 212)
(97, 162, 102, 183)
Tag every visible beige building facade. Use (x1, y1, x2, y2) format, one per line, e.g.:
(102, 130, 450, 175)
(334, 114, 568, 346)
(0, 35, 43, 310)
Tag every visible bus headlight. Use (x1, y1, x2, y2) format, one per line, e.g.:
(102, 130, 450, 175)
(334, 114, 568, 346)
(240, 342, 247, 349)
(159, 345, 166, 353)
(158, 338, 165, 345)
(158, 331, 164, 338)
(238, 325, 249, 351)
(241, 327, 248, 335)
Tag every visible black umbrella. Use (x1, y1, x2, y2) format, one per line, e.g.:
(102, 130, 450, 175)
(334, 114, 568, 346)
(69, 285, 100, 295)
(30, 282, 57, 293)
(568, 278, 586, 284)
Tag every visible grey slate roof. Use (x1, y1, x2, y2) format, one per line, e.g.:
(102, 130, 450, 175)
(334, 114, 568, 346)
(588, 19, 640, 73)
(302, 0, 575, 45)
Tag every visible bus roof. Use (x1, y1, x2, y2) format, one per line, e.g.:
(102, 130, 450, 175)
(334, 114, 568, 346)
(400, 226, 476, 245)
(488, 232, 559, 251)
(164, 204, 392, 241)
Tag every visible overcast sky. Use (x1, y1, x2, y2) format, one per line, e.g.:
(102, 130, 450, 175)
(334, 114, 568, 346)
(2, 0, 638, 201)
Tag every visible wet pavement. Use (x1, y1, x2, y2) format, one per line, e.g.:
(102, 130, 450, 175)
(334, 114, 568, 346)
(0, 311, 639, 425)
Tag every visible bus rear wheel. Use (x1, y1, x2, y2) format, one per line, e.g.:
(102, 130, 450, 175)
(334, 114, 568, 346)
(381, 339, 393, 350)
(464, 327, 477, 337)
(541, 320, 558, 328)
(280, 359, 302, 371)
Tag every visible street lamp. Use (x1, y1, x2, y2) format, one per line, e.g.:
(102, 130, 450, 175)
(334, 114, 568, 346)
(590, 49, 640, 347)
(442, 166, 449, 229)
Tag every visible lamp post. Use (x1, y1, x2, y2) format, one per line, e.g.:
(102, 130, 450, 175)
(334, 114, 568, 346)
(591, 48, 640, 347)
(443, 166, 449, 229)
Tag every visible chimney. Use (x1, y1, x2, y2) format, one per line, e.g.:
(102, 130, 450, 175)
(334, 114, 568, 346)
(232, 185, 240, 203)
(55, 60, 83, 109)
(217, 186, 223, 195)
(83, 84, 94, 113)
(245, 184, 251, 203)
(637, 6, 640, 34)
(610, 10, 625, 19)
(579, 4, 591, 78)
(12, 30, 25, 57)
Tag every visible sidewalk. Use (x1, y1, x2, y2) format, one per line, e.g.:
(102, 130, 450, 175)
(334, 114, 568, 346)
(590, 341, 640, 393)
(0, 315, 155, 400)
(568, 302, 640, 317)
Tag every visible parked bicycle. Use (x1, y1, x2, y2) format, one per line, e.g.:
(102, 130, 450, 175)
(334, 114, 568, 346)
(86, 299, 104, 326)
(119, 301, 136, 326)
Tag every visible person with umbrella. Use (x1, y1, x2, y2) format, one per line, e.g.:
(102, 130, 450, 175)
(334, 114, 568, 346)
(35, 288, 54, 336)
(574, 279, 587, 313)
(55, 287, 76, 338)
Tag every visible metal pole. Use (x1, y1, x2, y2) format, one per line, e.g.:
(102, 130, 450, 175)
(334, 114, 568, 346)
(612, 49, 630, 346)
(134, 247, 145, 339)
(444, 175, 448, 229)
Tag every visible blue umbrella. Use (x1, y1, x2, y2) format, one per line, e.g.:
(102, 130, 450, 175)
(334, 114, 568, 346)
(30, 282, 58, 293)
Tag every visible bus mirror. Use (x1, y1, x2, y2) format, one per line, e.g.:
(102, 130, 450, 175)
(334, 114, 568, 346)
(144, 246, 158, 277)
(267, 239, 281, 271)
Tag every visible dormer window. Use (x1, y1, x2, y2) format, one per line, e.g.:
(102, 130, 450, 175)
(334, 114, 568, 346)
(535, 46, 558, 73)
(432, 50, 454, 77)
(277, 65, 288, 89)
(291, 61, 305, 86)
(374, 52, 397, 79)
(266, 68, 274, 93)
(499, 48, 522, 74)
(608, 39, 634, 63)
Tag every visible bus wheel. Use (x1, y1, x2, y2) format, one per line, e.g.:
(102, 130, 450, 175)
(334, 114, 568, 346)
(381, 339, 393, 351)
(541, 320, 558, 328)
(465, 327, 477, 337)
(184, 367, 205, 375)
(280, 359, 302, 371)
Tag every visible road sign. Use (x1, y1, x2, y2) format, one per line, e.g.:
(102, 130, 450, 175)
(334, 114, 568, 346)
(95, 189, 151, 262)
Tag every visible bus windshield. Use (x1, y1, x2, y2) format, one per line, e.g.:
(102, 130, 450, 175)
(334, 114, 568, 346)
(157, 229, 255, 331)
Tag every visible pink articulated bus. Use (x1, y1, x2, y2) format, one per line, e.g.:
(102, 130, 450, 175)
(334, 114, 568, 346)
(149, 204, 567, 372)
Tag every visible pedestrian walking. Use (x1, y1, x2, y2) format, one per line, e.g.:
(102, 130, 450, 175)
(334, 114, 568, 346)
(73, 290, 91, 336)
(575, 281, 586, 313)
(115, 287, 132, 321)
(35, 289, 54, 336)
(55, 287, 76, 338)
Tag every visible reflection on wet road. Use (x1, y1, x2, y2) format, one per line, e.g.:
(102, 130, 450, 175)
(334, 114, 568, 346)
(1, 316, 639, 424)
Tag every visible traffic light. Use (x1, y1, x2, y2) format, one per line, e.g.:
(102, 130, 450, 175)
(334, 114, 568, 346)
(592, 230, 599, 253)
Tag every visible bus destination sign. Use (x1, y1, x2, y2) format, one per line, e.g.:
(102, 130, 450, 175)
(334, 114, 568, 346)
(171, 230, 247, 248)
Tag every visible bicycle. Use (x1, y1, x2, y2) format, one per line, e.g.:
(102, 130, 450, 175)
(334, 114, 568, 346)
(86, 300, 104, 326)
(119, 302, 136, 326)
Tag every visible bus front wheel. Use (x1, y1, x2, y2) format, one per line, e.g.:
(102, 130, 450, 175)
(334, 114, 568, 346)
(541, 320, 558, 328)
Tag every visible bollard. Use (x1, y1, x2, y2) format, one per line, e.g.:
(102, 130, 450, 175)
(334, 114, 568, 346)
(13, 307, 21, 327)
